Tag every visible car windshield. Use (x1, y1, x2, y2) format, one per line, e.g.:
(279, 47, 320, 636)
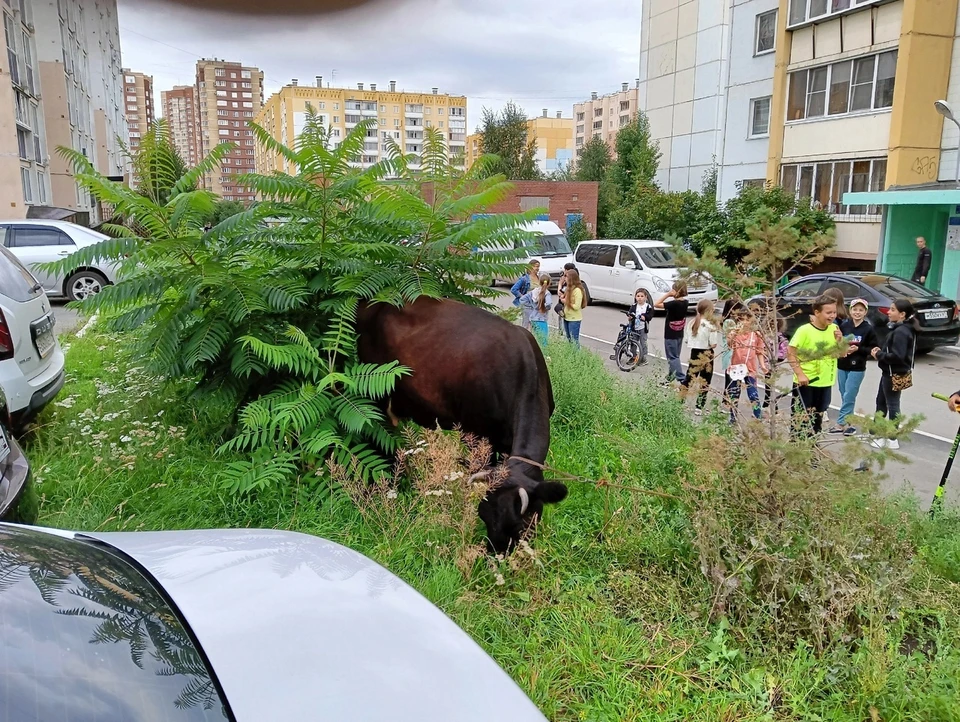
(860, 275, 940, 299)
(527, 233, 571, 257)
(635, 246, 677, 269)
(0, 526, 231, 722)
(0, 246, 42, 303)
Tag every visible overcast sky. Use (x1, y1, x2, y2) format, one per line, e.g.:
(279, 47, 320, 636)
(118, 0, 642, 131)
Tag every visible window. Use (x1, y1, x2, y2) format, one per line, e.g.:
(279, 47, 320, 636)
(16, 128, 28, 159)
(786, 50, 896, 121)
(438, 121, 443, 128)
(215, 68, 225, 77)
(593, 120, 603, 129)
(20, 168, 32, 203)
(781, 157, 886, 215)
(755, 10, 777, 54)
(618, 245, 640, 268)
(595, 108, 603, 117)
(576, 112, 585, 121)
(36, 171, 45, 203)
(12, 227, 74, 247)
(782, 277, 825, 298)
(749, 97, 771, 137)
(788, 0, 878, 26)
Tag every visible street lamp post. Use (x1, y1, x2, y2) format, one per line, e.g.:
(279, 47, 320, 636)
(935, 99, 960, 188)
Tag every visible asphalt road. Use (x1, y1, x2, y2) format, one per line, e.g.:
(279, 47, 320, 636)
(492, 290, 960, 507)
(53, 302, 81, 335)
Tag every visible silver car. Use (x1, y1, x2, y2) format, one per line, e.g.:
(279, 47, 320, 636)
(0, 219, 117, 301)
(0, 524, 547, 721)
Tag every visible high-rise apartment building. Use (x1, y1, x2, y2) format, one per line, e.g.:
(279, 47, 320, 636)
(255, 78, 467, 176)
(465, 110, 575, 174)
(1, 0, 125, 221)
(121, 69, 154, 151)
(639, 0, 960, 279)
(33, 0, 126, 224)
(1, 0, 48, 217)
(162, 85, 200, 167)
(195, 59, 264, 203)
(573, 82, 640, 158)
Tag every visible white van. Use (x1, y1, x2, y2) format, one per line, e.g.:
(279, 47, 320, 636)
(573, 239, 718, 306)
(488, 221, 574, 290)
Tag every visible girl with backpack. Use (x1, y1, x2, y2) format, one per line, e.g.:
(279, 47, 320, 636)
(869, 299, 918, 450)
(682, 299, 719, 415)
(511, 260, 540, 330)
(521, 276, 552, 344)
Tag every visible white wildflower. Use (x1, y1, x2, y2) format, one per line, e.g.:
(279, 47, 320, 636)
(494, 573, 506, 586)
(120, 435, 132, 443)
(385, 489, 398, 499)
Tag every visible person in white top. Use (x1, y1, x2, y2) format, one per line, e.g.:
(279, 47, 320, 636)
(682, 299, 720, 414)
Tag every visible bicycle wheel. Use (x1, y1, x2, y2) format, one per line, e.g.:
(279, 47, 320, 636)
(616, 340, 642, 372)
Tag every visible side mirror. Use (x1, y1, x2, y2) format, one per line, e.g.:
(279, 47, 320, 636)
(624, 260, 636, 270)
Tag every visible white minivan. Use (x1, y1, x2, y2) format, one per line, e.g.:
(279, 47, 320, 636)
(488, 220, 574, 290)
(573, 239, 718, 307)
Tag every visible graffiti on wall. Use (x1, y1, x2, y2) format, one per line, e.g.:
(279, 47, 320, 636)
(911, 155, 939, 180)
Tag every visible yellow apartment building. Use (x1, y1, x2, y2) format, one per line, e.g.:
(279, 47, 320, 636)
(465, 111, 575, 174)
(255, 78, 467, 175)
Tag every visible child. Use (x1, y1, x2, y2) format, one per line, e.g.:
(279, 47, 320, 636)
(521, 276, 552, 344)
(655, 281, 689, 383)
(727, 310, 768, 423)
(787, 295, 842, 437)
(511, 260, 540, 330)
(682, 299, 719, 415)
(831, 297, 877, 436)
(718, 300, 745, 407)
(627, 288, 654, 364)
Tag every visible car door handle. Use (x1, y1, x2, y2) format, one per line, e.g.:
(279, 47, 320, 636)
(58, 250, 70, 256)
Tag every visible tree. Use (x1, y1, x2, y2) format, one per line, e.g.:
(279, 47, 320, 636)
(607, 113, 661, 197)
(55, 113, 535, 492)
(474, 102, 541, 180)
(566, 217, 592, 248)
(208, 199, 245, 226)
(575, 136, 612, 183)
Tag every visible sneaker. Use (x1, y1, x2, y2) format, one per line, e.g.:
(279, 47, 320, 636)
(843, 426, 858, 437)
(869, 438, 888, 450)
(828, 425, 846, 434)
(887, 439, 900, 450)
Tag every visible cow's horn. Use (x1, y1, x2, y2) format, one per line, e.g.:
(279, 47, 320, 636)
(518, 487, 530, 515)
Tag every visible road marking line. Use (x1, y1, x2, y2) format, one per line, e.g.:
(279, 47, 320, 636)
(578, 330, 955, 445)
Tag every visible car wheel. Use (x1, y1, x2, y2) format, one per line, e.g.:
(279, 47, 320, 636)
(65, 270, 108, 301)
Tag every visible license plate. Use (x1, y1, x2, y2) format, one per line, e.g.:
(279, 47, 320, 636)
(925, 310, 949, 320)
(35, 328, 55, 358)
(0, 426, 10, 466)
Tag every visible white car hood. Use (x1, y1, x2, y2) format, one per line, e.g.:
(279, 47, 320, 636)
(81, 528, 546, 722)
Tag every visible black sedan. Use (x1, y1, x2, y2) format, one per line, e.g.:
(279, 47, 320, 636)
(0, 385, 35, 522)
(750, 272, 960, 353)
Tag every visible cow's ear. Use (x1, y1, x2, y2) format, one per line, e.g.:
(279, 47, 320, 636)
(536, 481, 568, 504)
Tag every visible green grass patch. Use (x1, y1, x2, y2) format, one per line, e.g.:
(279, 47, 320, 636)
(26, 331, 960, 721)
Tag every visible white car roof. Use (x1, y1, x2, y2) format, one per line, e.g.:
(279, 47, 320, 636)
(583, 239, 668, 248)
(519, 220, 564, 235)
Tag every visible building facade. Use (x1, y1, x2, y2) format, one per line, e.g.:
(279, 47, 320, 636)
(32, 0, 126, 224)
(464, 110, 575, 175)
(161, 85, 200, 167)
(1, 0, 47, 218)
(255, 79, 467, 176)
(196, 59, 264, 204)
(638, 0, 731, 193)
(573, 82, 640, 159)
(121, 69, 154, 151)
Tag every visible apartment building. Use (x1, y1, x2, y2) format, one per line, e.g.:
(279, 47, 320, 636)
(573, 82, 640, 158)
(162, 85, 200, 167)
(196, 58, 264, 203)
(33, 0, 126, 224)
(255, 78, 468, 176)
(1, 0, 47, 218)
(465, 110, 575, 174)
(121, 69, 154, 151)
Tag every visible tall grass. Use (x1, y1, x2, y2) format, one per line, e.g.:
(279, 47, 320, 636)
(26, 331, 960, 721)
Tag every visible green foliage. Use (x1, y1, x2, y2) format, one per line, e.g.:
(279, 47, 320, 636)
(566, 217, 592, 247)
(31, 331, 960, 721)
(574, 135, 612, 183)
(206, 199, 245, 226)
(122, 119, 191, 206)
(53, 110, 535, 493)
(606, 113, 662, 197)
(473, 102, 542, 181)
(693, 184, 836, 265)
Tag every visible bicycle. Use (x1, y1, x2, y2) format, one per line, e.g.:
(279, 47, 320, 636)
(612, 311, 646, 372)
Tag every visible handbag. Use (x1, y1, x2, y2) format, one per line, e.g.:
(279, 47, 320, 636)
(727, 363, 748, 381)
(891, 372, 913, 391)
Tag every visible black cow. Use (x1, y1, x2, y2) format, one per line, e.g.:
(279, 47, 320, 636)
(356, 297, 568, 553)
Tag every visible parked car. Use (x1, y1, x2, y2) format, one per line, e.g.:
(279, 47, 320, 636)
(0, 245, 65, 424)
(0, 524, 548, 722)
(486, 220, 575, 289)
(748, 271, 960, 353)
(574, 239, 718, 307)
(0, 385, 34, 523)
(0, 219, 116, 301)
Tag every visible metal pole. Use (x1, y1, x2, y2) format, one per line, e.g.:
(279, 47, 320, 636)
(954, 118, 960, 188)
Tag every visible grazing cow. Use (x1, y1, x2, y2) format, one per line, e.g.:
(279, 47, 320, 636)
(356, 297, 568, 553)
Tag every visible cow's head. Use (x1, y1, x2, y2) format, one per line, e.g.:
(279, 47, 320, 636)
(477, 477, 568, 554)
